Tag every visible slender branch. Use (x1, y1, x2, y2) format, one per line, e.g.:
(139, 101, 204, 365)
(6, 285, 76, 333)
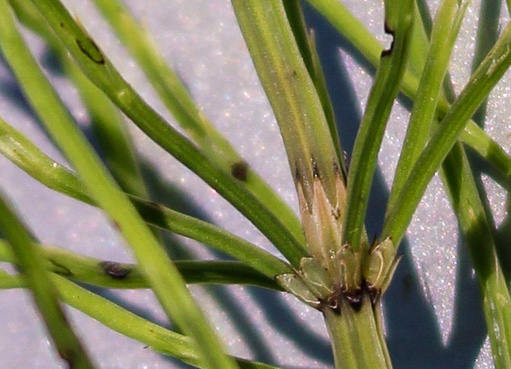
(0, 241, 282, 290)
(441, 145, 511, 367)
(386, 0, 467, 215)
(342, 0, 414, 250)
(0, 191, 97, 369)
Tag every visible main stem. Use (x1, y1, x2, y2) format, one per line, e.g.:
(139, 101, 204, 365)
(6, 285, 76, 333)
(324, 292, 392, 369)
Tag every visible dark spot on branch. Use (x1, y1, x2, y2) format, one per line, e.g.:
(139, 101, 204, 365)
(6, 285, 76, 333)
(381, 21, 395, 57)
(76, 38, 105, 64)
(100, 261, 131, 279)
(57, 347, 75, 369)
(59, 22, 65, 28)
(111, 220, 121, 231)
(49, 259, 73, 277)
(231, 160, 249, 181)
(148, 200, 165, 211)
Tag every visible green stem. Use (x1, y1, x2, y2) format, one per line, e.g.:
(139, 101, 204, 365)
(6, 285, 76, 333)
(7, 0, 149, 199)
(387, 0, 467, 216)
(323, 295, 391, 369)
(441, 145, 511, 368)
(343, 0, 414, 250)
(231, 0, 342, 210)
(0, 241, 282, 290)
(283, 0, 344, 169)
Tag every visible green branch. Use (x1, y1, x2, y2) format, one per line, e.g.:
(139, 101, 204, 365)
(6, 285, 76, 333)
(84, 0, 306, 247)
(0, 192, 96, 369)
(343, 0, 414, 250)
(0, 241, 282, 290)
(387, 0, 467, 215)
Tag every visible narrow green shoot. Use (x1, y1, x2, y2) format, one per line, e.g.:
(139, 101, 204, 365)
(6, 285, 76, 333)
(0, 116, 293, 279)
(88, 0, 305, 246)
(383, 23, 511, 245)
(0, 193, 96, 369)
(0, 3, 238, 367)
(231, 0, 342, 210)
(230, 0, 347, 276)
(0, 273, 282, 369)
(407, 2, 430, 77)
(343, 0, 414, 250)
(283, 0, 345, 170)
(0, 241, 282, 290)
(387, 0, 468, 215)
(324, 296, 391, 369)
(29, 0, 307, 266)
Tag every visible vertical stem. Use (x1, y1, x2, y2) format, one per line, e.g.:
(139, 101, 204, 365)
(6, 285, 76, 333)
(323, 293, 392, 369)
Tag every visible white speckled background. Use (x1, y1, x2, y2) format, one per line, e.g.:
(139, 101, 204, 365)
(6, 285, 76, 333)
(0, 0, 508, 368)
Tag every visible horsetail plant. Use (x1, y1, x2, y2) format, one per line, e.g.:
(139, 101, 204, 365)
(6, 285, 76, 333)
(2, 0, 511, 368)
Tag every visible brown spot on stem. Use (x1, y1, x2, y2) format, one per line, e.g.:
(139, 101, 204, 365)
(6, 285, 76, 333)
(148, 200, 165, 211)
(76, 38, 105, 64)
(49, 259, 73, 277)
(57, 346, 76, 369)
(100, 261, 131, 279)
(231, 161, 248, 181)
